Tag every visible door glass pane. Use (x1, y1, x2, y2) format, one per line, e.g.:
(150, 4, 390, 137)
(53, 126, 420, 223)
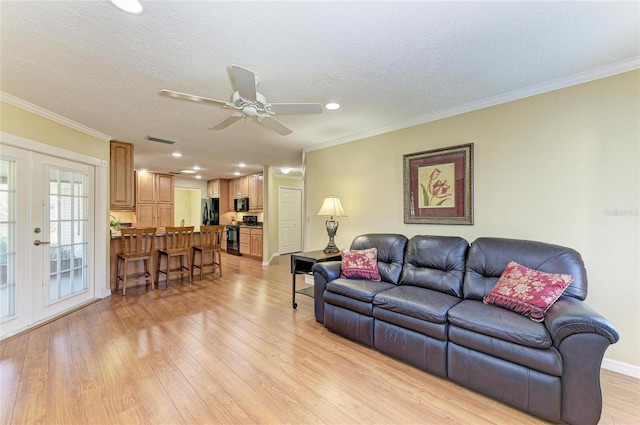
(0, 158, 17, 321)
(48, 167, 89, 304)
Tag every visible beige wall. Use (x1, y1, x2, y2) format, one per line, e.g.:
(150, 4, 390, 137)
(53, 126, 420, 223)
(0, 101, 109, 159)
(305, 70, 640, 367)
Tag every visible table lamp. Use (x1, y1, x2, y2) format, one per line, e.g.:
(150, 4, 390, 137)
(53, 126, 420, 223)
(317, 196, 347, 253)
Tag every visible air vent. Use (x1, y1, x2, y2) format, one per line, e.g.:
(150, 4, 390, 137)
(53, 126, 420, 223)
(145, 135, 177, 144)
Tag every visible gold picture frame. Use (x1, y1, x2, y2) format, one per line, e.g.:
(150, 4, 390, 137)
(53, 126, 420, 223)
(403, 143, 473, 224)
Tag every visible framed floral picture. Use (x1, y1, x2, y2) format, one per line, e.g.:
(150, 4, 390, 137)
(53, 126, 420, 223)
(403, 143, 473, 224)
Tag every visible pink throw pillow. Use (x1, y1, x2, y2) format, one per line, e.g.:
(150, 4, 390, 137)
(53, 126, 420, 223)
(483, 261, 573, 322)
(340, 248, 381, 281)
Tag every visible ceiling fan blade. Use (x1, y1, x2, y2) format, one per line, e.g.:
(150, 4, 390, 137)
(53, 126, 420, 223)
(210, 113, 243, 130)
(257, 115, 293, 135)
(268, 103, 324, 115)
(160, 89, 229, 106)
(232, 65, 257, 102)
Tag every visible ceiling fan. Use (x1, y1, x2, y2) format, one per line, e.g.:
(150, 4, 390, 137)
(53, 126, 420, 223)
(160, 65, 323, 135)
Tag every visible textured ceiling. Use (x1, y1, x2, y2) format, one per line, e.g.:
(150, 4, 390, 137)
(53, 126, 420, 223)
(1, 1, 639, 180)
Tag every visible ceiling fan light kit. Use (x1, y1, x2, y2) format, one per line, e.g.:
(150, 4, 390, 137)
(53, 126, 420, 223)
(161, 64, 324, 135)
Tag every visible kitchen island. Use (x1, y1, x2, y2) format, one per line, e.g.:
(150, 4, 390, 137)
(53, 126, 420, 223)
(109, 231, 205, 292)
(109, 227, 263, 291)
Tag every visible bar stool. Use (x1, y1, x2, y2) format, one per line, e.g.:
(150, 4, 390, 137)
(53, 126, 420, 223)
(156, 226, 194, 287)
(116, 228, 156, 296)
(192, 225, 224, 280)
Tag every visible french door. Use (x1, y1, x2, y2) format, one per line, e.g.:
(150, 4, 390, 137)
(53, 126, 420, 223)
(1, 145, 95, 337)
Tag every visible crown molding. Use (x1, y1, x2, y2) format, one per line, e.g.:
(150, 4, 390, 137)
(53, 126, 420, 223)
(0, 91, 112, 142)
(306, 57, 640, 153)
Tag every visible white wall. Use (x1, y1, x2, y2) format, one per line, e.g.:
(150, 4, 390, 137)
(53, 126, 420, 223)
(304, 70, 640, 368)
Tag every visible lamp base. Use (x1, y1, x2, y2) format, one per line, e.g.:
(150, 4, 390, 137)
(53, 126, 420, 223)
(323, 218, 340, 254)
(323, 245, 340, 254)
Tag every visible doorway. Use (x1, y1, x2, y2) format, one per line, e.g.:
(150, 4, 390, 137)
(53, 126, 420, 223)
(1, 142, 99, 338)
(278, 187, 302, 254)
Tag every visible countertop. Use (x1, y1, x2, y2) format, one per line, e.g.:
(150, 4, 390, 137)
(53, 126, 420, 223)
(110, 225, 263, 238)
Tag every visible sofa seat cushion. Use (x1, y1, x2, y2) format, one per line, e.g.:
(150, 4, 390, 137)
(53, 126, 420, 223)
(373, 286, 461, 324)
(448, 300, 552, 349)
(326, 278, 396, 303)
(448, 326, 563, 376)
(374, 308, 448, 340)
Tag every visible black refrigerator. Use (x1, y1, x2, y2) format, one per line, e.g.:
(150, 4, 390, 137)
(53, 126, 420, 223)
(201, 198, 220, 226)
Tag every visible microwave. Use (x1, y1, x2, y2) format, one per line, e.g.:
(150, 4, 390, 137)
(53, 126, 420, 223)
(234, 197, 249, 212)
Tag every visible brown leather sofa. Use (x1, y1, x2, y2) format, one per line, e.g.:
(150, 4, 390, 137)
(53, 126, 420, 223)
(312, 234, 619, 425)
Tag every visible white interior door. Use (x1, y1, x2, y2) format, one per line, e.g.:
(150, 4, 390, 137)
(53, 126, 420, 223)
(279, 187, 302, 254)
(0, 145, 95, 338)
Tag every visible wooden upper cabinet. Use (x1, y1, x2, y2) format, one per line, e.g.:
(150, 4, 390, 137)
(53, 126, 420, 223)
(206, 179, 230, 214)
(238, 175, 249, 198)
(135, 171, 155, 203)
(156, 174, 174, 204)
(207, 179, 219, 198)
(109, 141, 134, 210)
(135, 171, 174, 232)
(228, 178, 236, 210)
(249, 173, 264, 211)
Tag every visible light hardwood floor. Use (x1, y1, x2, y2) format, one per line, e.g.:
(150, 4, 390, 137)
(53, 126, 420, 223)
(1, 253, 638, 424)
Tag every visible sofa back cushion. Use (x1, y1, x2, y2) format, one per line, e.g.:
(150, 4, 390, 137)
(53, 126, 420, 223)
(350, 234, 408, 284)
(464, 237, 588, 301)
(400, 235, 469, 297)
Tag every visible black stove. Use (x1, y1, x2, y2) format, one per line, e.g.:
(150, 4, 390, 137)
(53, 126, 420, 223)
(226, 225, 241, 256)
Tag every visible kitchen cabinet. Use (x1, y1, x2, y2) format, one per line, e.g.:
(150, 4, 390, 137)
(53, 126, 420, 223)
(109, 141, 134, 210)
(221, 228, 227, 251)
(207, 178, 229, 198)
(234, 175, 249, 198)
(249, 173, 263, 211)
(238, 227, 262, 258)
(207, 179, 229, 214)
(239, 228, 251, 255)
(250, 228, 263, 257)
(135, 171, 174, 232)
(228, 179, 236, 210)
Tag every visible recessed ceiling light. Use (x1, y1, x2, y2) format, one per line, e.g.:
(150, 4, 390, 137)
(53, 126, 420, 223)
(234, 171, 240, 176)
(280, 167, 291, 174)
(110, 0, 143, 14)
(172, 152, 182, 157)
(238, 162, 246, 167)
(193, 166, 201, 171)
(195, 175, 202, 179)
(325, 102, 340, 110)
(181, 169, 196, 174)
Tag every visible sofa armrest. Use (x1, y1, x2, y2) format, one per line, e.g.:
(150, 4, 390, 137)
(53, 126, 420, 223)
(312, 261, 342, 323)
(544, 296, 619, 424)
(545, 296, 620, 347)
(312, 261, 342, 282)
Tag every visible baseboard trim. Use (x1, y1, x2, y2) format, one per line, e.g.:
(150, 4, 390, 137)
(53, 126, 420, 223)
(602, 358, 640, 379)
(266, 252, 280, 265)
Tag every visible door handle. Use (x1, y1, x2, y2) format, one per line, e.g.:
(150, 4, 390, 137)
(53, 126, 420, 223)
(34, 240, 51, 246)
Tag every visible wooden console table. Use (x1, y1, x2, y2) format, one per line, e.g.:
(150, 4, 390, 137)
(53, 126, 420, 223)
(290, 250, 341, 309)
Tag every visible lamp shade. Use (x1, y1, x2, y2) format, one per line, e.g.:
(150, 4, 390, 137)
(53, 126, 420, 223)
(317, 197, 347, 218)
